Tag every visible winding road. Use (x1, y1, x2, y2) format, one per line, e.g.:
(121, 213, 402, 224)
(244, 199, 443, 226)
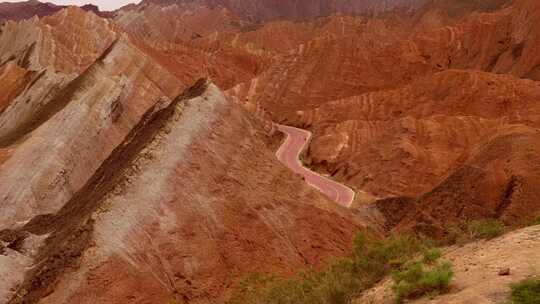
(275, 124, 355, 207)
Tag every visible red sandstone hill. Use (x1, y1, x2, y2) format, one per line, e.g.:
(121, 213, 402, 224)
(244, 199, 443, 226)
(0, 6, 361, 303)
(223, 0, 540, 231)
(1, 0, 540, 303)
(138, 0, 428, 21)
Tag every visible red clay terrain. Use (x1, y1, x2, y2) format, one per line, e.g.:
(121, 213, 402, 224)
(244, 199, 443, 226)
(0, 0, 540, 303)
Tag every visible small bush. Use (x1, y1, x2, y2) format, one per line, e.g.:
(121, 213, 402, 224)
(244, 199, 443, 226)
(467, 219, 505, 240)
(510, 277, 540, 304)
(228, 265, 361, 304)
(229, 232, 430, 304)
(391, 248, 454, 303)
(531, 217, 540, 226)
(353, 233, 425, 283)
(422, 248, 442, 264)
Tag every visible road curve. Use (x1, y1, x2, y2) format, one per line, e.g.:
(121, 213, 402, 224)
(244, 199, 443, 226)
(275, 124, 355, 207)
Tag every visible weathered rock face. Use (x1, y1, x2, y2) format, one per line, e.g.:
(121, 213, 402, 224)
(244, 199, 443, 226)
(12, 80, 359, 304)
(223, 0, 540, 228)
(226, 14, 431, 120)
(227, 0, 540, 123)
(0, 6, 361, 304)
(412, 0, 540, 81)
(374, 124, 540, 238)
(0, 7, 119, 154)
(298, 70, 540, 198)
(113, 2, 271, 91)
(0, 8, 185, 301)
(115, 1, 246, 43)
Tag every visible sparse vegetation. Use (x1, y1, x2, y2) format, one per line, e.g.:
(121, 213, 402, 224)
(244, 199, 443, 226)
(391, 248, 454, 303)
(509, 277, 540, 304)
(467, 219, 505, 240)
(228, 232, 450, 304)
(443, 219, 507, 245)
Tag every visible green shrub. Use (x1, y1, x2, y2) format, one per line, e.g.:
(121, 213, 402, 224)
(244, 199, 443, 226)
(531, 217, 540, 226)
(228, 260, 363, 304)
(228, 232, 430, 304)
(391, 249, 454, 303)
(510, 277, 540, 304)
(353, 233, 425, 283)
(422, 248, 442, 264)
(467, 219, 505, 240)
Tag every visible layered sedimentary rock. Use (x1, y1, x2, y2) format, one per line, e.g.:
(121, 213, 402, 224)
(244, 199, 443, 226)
(0, 6, 361, 304)
(412, 0, 540, 80)
(223, 0, 540, 229)
(0, 7, 119, 163)
(226, 14, 431, 120)
(1, 0, 540, 302)
(138, 0, 448, 22)
(396, 125, 540, 235)
(297, 70, 540, 197)
(8, 80, 358, 304)
(113, 2, 271, 91)
(0, 8, 181, 301)
(115, 1, 246, 43)
(227, 0, 539, 123)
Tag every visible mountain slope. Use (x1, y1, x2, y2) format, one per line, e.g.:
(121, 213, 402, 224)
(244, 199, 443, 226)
(1, 0, 540, 303)
(0, 7, 361, 304)
(137, 0, 507, 22)
(8, 80, 360, 304)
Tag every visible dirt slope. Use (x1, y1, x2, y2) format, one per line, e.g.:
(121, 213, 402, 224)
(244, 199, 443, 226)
(383, 125, 540, 237)
(356, 225, 540, 304)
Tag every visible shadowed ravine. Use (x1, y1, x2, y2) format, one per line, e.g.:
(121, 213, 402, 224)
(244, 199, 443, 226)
(275, 124, 355, 207)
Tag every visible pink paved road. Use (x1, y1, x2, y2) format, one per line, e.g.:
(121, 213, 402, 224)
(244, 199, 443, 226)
(275, 124, 355, 207)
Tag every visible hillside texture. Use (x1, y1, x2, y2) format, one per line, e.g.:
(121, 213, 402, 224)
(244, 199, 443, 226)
(0, 0, 539, 303)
